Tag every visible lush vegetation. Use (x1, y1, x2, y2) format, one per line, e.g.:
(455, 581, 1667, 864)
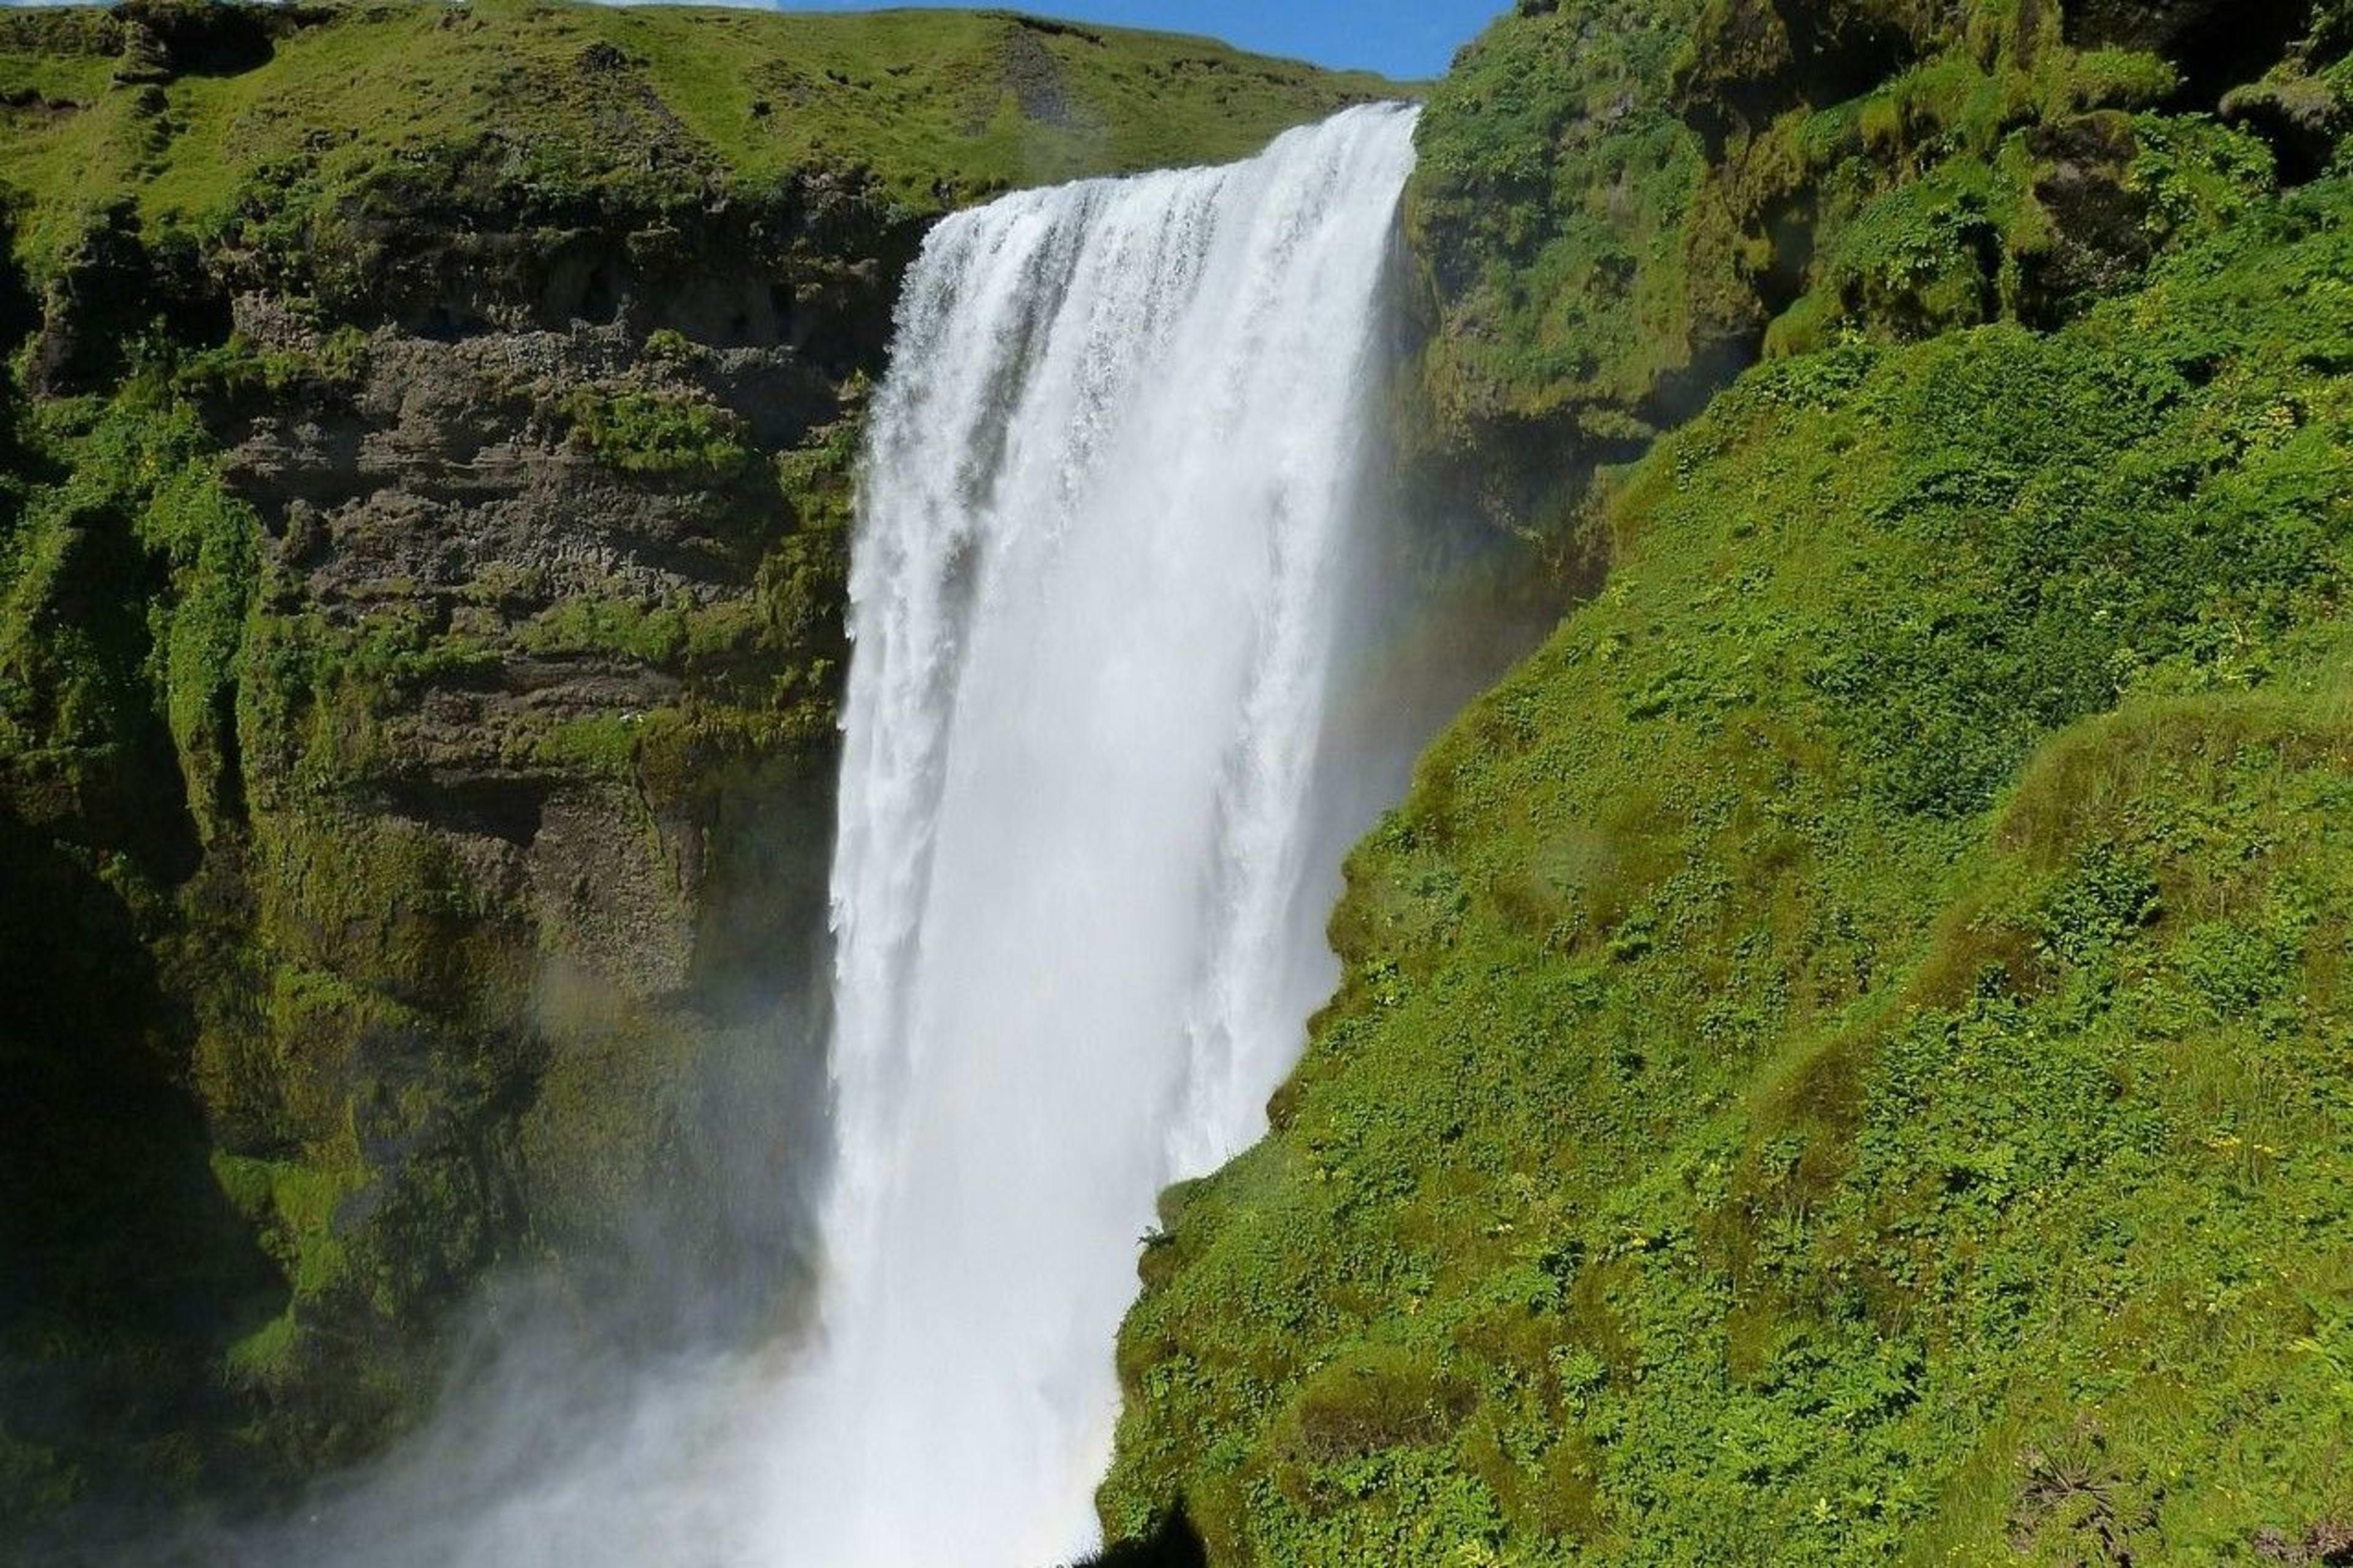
(1108, 167, 2353, 1565)
(1401, 0, 2343, 536)
(0, 0, 1393, 279)
(1104, 0, 2353, 1560)
(8, 0, 2353, 1559)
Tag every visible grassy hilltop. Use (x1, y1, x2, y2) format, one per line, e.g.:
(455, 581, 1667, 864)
(0, 0, 1395, 275)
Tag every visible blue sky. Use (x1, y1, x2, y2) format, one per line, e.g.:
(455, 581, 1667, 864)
(801, 0, 1507, 78)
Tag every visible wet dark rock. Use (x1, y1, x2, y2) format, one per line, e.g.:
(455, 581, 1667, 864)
(2224, 66, 2352, 182)
(2018, 113, 2154, 325)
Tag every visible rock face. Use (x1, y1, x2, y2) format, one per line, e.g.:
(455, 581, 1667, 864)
(1398, 0, 2339, 554)
(5, 146, 895, 1550)
(0, 2, 1394, 1548)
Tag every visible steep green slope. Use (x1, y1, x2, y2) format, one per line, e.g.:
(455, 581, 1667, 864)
(1105, 1, 2353, 1561)
(1108, 162, 2353, 1568)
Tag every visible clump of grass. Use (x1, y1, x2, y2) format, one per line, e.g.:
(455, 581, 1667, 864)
(558, 385, 753, 481)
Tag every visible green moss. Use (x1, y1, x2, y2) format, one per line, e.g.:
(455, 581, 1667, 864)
(1409, 0, 1708, 446)
(514, 966, 705, 1247)
(1403, 0, 2300, 539)
(0, 376, 260, 846)
(557, 386, 754, 482)
(222, 1308, 298, 1386)
(532, 710, 661, 776)
(173, 325, 371, 406)
(210, 1150, 363, 1304)
(520, 597, 685, 664)
(1105, 172, 2353, 1564)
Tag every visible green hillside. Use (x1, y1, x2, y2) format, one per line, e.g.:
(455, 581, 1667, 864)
(1102, 0, 2353, 1559)
(0, 0, 1395, 275)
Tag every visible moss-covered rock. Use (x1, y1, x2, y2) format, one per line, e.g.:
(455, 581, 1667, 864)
(1401, 0, 2331, 551)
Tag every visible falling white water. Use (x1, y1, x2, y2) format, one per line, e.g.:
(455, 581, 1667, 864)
(762, 104, 1422, 1564)
(198, 104, 1465, 1568)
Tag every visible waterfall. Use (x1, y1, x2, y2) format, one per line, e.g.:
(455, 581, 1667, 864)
(762, 104, 1422, 1564)
(195, 103, 1441, 1568)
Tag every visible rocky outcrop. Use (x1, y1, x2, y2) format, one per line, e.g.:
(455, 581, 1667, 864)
(1400, 0, 2347, 558)
(4, 159, 888, 1547)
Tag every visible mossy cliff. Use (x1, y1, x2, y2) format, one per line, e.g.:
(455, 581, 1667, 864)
(0, 2, 1389, 1551)
(1104, 0, 2353, 1561)
(14, 0, 2353, 1559)
(1401, 0, 2328, 541)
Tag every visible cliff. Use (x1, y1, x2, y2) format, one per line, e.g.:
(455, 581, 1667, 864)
(0, 2, 1390, 1550)
(1104, 0, 2353, 1560)
(12, 0, 2353, 1559)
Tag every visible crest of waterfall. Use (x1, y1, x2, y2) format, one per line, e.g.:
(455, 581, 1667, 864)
(766, 103, 1423, 1565)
